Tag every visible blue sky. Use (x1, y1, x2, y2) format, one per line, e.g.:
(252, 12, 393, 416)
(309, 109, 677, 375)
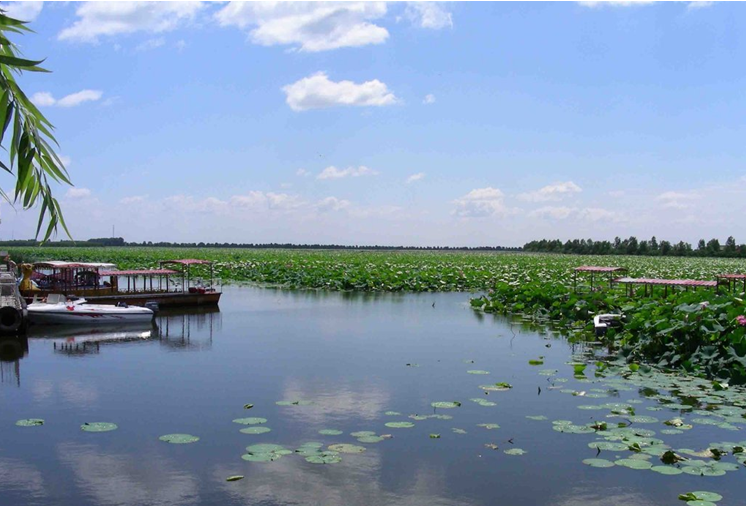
(0, 1, 744, 246)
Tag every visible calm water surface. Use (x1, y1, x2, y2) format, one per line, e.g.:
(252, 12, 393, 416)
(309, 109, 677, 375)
(1, 286, 744, 506)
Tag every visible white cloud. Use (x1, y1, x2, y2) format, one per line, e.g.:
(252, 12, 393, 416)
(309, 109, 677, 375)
(316, 196, 352, 212)
(229, 191, 303, 211)
(317, 165, 379, 180)
(283, 72, 397, 112)
(406, 172, 426, 184)
(687, 1, 713, 10)
(296, 168, 310, 177)
(452, 187, 516, 218)
(1, 1, 43, 21)
(66, 188, 91, 199)
(529, 206, 621, 222)
(31, 90, 103, 108)
(58, 2, 204, 43)
(136, 37, 166, 51)
(214, 2, 389, 52)
(119, 195, 147, 205)
(404, 2, 453, 29)
(656, 191, 700, 210)
(517, 181, 582, 202)
(578, 1, 654, 7)
(423, 94, 436, 105)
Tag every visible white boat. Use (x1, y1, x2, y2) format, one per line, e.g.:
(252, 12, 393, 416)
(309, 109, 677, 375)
(27, 294, 154, 325)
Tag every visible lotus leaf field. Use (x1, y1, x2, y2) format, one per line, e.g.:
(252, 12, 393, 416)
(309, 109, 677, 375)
(12, 247, 746, 381)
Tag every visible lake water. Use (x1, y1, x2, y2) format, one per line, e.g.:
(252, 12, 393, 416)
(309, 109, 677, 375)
(1, 286, 744, 506)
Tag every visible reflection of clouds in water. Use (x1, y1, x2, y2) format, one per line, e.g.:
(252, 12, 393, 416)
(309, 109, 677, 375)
(57, 442, 200, 506)
(31, 378, 99, 407)
(281, 378, 391, 424)
(554, 488, 657, 506)
(0, 457, 47, 500)
(213, 451, 468, 506)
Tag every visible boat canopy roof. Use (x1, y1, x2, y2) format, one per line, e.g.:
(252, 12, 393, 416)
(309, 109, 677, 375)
(160, 259, 212, 265)
(100, 269, 178, 277)
(34, 261, 117, 269)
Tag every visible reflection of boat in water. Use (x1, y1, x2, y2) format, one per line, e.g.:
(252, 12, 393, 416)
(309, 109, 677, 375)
(27, 323, 157, 357)
(27, 294, 155, 325)
(0, 335, 27, 386)
(156, 305, 220, 351)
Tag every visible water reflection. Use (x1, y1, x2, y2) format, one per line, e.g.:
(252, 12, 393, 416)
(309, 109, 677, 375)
(57, 443, 200, 506)
(279, 378, 391, 423)
(156, 306, 221, 351)
(0, 456, 46, 500)
(0, 336, 27, 386)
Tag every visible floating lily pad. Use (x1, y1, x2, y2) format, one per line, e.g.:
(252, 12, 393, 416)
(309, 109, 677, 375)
(470, 398, 497, 407)
(452, 428, 467, 434)
(243, 403, 254, 409)
(318, 429, 343, 436)
(526, 415, 548, 421)
(467, 370, 490, 375)
(328, 444, 366, 453)
(477, 423, 500, 430)
(650, 465, 683, 475)
(615, 459, 653, 470)
(429, 433, 441, 439)
(226, 475, 244, 482)
(384, 411, 401, 416)
(385, 422, 414, 429)
(240, 426, 271, 434)
(233, 417, 267, 425)
(305, 451, 342, 464)
(357, 435, 385, 443)
(504, 448, 526, 455)
(81, 422, 118, 433)
(16, 419, 44, 427)
(628, 416, 659, 424)
(685, 491, 723, 502)
(431, 401, 461, 409)
(351, 431, 376, 437)
(582, 458, 615, 468)
(159, 433, 198, 443)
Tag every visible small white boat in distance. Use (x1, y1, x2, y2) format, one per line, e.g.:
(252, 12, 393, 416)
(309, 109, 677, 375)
(27, 294, 155, 325)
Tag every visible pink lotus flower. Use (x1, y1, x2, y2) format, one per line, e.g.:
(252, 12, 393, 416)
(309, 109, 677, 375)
(737, 315, 746, 327)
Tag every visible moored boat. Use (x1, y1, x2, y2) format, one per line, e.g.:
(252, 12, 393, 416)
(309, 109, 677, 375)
(27, 294, 154, 325)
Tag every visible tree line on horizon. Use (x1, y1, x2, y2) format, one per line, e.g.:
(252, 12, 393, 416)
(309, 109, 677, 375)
(523, 236, 746, 258)
(0, 237, 522, 252)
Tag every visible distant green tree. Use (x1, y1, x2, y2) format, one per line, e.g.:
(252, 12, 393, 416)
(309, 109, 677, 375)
(0, 10, 71, 240)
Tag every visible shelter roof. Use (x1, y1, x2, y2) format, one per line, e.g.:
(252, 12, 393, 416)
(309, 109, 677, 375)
(716, 274, 746, 279)
(100, 269, 178, 276)
(614, 277, 716, 287)
(34, 261, 117, 269)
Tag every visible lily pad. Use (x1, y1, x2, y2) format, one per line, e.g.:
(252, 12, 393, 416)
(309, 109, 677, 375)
(429, 433, 441, 439)
(385, 422, 415, 429)
(650, 465, 683, 475)
(615, 459, 653, 470)
(431, 401, 461, 409)
(233, 417, 267, 425)
(526, 415, 548, 421)
(226, 475, 244, 482)
(328, 444, 366, 454)
(81, 422, 118, 433)
(240, 426, 271, 435)
(467, 370, 490, 375)
(318, 429, 343, 436)
(504, 448, 526, 455)
(305, 451, 342, 464)
(350, 431, 376, 437)
(583, 458, 615, 468)
(243, 403, 254, 409)
(477, 423, 500, 430)
(357, 435, 385, 443)
(159, 433, 199, 443)
(384, 411, 402, 416)
(452, 428, 467, 434)
(16, 419, 44, 427)
(470, 398, 497, 407)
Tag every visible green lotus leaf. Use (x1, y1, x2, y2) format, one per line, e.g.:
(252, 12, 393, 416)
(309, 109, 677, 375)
(429, 433, 441, 439)
(504, 448, 526, 455)
(615, 459, 653, 470)
(318, 429, 343, 436)
(328, 444, 366, 453)
(350, 431, 376, 437)
(650, 465, 683, 475)
(16, 419, 44, 427)
(688, 491, 723, 502)
(477, 423, 500, 430)
(582, 458, 615, 468)
(233, 417, 267, 425)
(240, 426, 271, 435)
(384, 411, 402, 416)
(470, 398, 497, 407)
(452, 428, 467, 434)
(357, 435, 385, 443)
(385, 422, 415, 429)
(305, 451, 341, 464)
(159, 433, 199, 443)
(243, 404, 254, 409)
(526, 415, 548, 421)
(226, 475, 244, 482)
(81, 422, 118, 433)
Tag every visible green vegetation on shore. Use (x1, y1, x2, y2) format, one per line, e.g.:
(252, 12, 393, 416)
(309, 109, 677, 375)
(10, 246, 746, 381)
